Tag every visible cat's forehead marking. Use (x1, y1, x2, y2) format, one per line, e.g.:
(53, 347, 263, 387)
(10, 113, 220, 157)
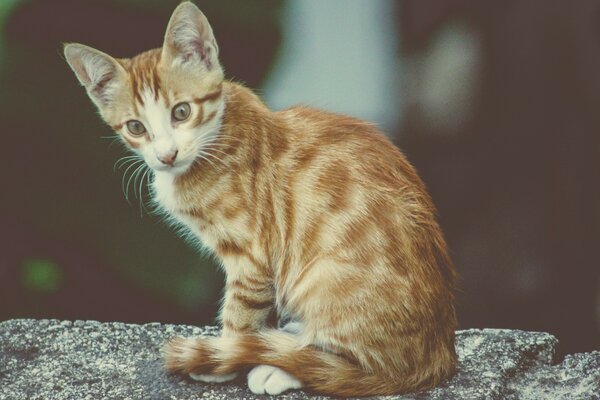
(125, 49, 165, 107)
(140, 87, 171, 140)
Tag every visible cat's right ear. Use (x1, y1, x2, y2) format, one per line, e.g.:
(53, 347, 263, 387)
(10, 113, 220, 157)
(161, 2, 220, 71)
(63, 43, 126, 109)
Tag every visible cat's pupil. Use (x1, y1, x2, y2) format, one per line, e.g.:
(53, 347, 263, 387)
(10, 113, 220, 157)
(172, 102, 191, 122)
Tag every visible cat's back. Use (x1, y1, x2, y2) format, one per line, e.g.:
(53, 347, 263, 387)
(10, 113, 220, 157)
(277, 105, 427, 197)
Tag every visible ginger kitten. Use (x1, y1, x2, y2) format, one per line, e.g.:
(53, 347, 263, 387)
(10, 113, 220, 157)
(64, 2, 457, 396)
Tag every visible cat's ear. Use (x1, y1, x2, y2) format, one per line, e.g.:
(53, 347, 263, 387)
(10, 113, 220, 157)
(63, 43, 126, 108)
(161, 2, 220, 70)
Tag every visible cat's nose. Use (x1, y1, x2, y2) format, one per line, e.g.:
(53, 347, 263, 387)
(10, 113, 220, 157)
(158, 150, 178, 166)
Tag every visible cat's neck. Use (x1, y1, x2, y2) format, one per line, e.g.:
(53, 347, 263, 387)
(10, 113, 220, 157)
(221, 81, 273, 127)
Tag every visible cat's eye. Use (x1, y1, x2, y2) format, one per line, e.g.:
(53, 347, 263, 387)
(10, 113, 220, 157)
(126, 120, 146, 136)
(172, 102, 191, 122)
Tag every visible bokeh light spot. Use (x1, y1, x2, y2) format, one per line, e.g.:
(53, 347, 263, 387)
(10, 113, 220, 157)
(21, 259, 63, 293)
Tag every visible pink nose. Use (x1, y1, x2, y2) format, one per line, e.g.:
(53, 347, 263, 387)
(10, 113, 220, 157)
(158, 150, 178, 166)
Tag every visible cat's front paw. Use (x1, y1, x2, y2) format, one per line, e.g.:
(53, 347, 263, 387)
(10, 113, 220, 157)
(247, 365, 302, 395)
(189, 372, 239, 383)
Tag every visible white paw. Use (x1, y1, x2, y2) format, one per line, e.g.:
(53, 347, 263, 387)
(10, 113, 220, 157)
(189, 372, 238, 383)
(247, 365, 302, 395)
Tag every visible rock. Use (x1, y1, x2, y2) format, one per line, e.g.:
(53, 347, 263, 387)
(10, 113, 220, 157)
(0, 319, 597, 400)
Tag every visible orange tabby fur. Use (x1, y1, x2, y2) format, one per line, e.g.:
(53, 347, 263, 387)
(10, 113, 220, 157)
(64, 2, 457, 396)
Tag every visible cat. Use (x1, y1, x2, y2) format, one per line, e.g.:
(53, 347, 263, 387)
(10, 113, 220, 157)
(64, 1, 457, 396)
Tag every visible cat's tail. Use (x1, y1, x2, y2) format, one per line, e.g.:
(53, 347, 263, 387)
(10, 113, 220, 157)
(164, 329, 439, 397)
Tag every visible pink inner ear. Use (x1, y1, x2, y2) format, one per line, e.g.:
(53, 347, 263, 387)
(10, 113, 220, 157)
(198, 44, 213, 69)
(180, 40, 212, 69)
(91, 72, 114, 102)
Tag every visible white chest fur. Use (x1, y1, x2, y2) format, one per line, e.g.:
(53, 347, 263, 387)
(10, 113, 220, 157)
(152, 169, 250, 255)
(152, 172, 203, 240)
(152, 171, 180, 213)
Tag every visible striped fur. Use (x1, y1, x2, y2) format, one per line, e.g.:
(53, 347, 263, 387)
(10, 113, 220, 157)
(64, 1, 458, 396)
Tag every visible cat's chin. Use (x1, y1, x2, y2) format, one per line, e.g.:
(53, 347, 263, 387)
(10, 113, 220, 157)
(152, 161, 193, 176)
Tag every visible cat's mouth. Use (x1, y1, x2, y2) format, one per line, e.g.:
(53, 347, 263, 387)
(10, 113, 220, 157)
(152, 158, 193, 175)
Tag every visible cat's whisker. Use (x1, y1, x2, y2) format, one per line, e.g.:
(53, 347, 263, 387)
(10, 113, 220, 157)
(198, 138, 224, 149)
(133, 162, 148, 200)
(114, 155, 141, 172)
(101, 135, 123, 149)
(138, 167, 151, 217)
(142, 169, 152, 206)
(120, 158, 142, 174)
(120, 159, 143, 191)
(145, 170, 153, 203)
(195, 152, 219, 169)
(200, 144, 230, 158)
(214, 134, 245, 145)
(121, 160, 144, 203)
(192, 136, 240, 163)
(117, 155, 140, 161)
(196, 133, 244, 147)
(196, 153, 217, 168)
(115, 155, 140, 167)
(200, 149, 227, 167)
(125, 164, 143, 204)
(198, 145, 229, 162)
(127, 163, 146, 202)
(100, 135, 119, 143)
(200, 144, 234, 155)
(193, 136, 226, 149)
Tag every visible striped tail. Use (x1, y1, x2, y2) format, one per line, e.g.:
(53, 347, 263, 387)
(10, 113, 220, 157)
(163, 329, 440, 397)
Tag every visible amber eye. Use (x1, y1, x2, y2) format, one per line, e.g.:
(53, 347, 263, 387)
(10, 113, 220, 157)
(172, 102, 191, 122)
(126, 120, 146, 136)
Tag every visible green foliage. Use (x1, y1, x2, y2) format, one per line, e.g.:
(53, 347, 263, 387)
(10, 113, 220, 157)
(0, 0, 20, 21)
(0, 0, 21, 72)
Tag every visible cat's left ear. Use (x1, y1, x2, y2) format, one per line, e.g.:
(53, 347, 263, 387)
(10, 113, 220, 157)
(63, 43, 126, 109)
(161, 2, 220, 70)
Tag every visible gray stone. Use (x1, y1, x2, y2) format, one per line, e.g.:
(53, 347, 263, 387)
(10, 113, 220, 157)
(0, 319, 597, 400)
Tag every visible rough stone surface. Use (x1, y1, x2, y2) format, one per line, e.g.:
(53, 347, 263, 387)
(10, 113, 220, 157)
(0, 319, 597, 400)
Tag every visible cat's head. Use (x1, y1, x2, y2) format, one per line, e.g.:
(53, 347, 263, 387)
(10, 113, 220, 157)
(64, 2, 224, 175)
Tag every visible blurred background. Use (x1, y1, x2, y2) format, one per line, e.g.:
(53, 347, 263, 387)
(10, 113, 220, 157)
(0, 0, 598, 356)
